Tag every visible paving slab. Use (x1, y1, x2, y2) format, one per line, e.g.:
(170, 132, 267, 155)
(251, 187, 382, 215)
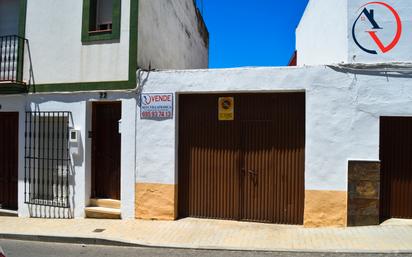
(0, 217, 411, 253)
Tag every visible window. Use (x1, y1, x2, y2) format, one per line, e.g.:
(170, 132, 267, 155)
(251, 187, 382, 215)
(81, 0, 121, 42)
(24, 112, 71, 208)
(90, 0, 113, 32)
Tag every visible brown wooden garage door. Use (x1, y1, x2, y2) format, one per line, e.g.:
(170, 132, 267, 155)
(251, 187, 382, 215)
(380, 117, 412, 220)
(178, 93, 305, 224)
(0, 112, 19, 211)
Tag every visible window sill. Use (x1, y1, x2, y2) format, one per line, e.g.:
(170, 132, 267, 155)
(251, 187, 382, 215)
(82, 30, 119, 43)
(89, 29, 113, 35)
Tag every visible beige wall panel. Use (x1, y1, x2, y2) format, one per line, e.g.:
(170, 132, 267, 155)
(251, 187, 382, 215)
(304, 190, 347, 227)
(135, 183, 176, 220)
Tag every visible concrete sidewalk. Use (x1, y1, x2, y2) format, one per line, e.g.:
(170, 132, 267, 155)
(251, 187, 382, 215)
(0, 217, 411, 253)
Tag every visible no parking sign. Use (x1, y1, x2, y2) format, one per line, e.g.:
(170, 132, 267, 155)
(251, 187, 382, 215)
(218, 97, 234, 121)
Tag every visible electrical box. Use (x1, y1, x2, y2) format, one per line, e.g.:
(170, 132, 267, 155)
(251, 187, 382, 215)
(69, 129, 81, 157)
(69, 129, 79, 143)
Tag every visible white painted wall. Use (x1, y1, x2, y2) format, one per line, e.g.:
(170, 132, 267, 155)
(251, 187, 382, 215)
(26, 98, 86, 218)
(296, 0, 348, 66)
(0, 0, 19, 36)
(136, 66, 412, 192)
(22, 0, 208, 85)
(0, 92, 136, 219)
(2, 65, 412, 217)
(24, 0, 131, 84)
(348, 0, 412, 63)
(138, 0, 209, 70)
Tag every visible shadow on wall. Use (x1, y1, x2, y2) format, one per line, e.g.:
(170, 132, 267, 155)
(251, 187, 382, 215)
(27, 162, 76, 219)
(27, 90, 136, 106)
(24, 107, 83, 219)
(136, 69, 151, 108)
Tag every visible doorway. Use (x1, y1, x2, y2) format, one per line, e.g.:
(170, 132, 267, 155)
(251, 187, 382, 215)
(380, 117, 412, 220)
(0, 112, 19, 210)
(178, 93, 305, 224)
(91, 102, 121, 200)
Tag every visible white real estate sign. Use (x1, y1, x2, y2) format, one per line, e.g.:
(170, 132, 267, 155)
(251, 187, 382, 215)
(140, 93, 174, 120)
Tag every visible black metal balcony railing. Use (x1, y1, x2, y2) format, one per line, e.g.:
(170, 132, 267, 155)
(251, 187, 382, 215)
(0, 35, 32, 92)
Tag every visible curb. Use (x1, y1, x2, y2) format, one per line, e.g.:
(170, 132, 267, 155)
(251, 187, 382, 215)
(1, 233, 412, 254)
(0, 234, 138, 247)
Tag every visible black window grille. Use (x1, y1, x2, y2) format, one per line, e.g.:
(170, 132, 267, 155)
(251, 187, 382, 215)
(24, 111, 71, 208)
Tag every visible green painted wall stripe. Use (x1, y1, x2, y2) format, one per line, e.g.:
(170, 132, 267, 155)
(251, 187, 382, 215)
(16, 0, 28, 84)
(129, 0, 138, 84)
(33, 0, 139, 93)
(0, 84, 28, 94)
(18, 0, 27, 38)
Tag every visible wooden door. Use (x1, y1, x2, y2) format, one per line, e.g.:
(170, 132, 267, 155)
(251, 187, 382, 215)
(178, 93, 305, 224)
(0, 112, 19, 210)
(178, 94, 241, 220)
(238, 94, 305, 225)
(241, 121, 275, 223)
(91, 102, 121, 200)
(380, 117, 412, 220)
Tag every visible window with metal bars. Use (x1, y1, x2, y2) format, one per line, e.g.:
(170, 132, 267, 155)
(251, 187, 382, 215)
(24, 112, 71, 208)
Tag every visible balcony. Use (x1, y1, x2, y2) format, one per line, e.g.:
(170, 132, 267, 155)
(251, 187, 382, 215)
(0, 35, 32, 93)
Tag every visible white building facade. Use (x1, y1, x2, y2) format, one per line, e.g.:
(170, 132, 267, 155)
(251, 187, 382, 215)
(1, 0, 411, 228)
(134, 0, 412, 227)
(0, 0, 208, 219)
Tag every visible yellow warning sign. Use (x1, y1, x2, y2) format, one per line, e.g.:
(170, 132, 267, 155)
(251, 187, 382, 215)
(218, 97, 234, 121)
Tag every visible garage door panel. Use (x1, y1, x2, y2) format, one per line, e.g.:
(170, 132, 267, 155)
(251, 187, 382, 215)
(189, 130, 240, 219)
(241, 121, 274, 223)
(380, 117, 412, 220)
(179, 93, 305, 224)
(179, 95, 241, 220)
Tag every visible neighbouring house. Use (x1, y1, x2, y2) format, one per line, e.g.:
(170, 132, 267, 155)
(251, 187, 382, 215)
(1, 0, 411, 229)
(134, 0, 412, 227)
(0, 0, 208, 219)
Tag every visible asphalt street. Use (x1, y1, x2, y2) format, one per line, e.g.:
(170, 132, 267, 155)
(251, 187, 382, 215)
(1, 239, 412, 257)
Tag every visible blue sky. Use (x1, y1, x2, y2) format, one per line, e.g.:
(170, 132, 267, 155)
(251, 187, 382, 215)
(197, 0, 309, 68)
